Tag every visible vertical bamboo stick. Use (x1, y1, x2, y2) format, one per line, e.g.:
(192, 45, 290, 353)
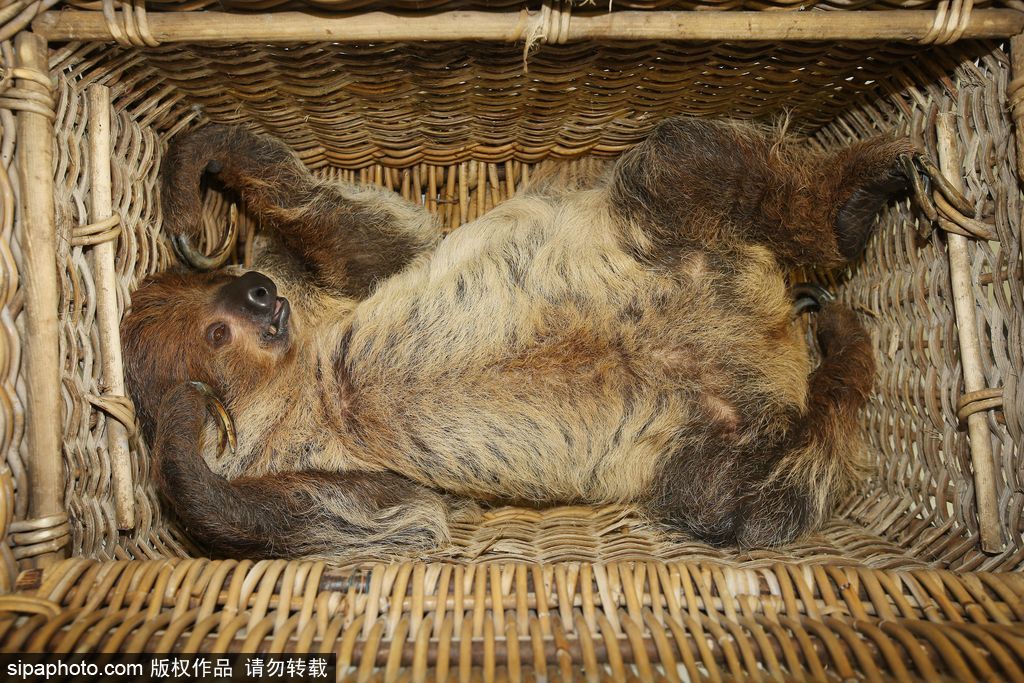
(936, 113, 1002, 553)
(14, 32, 64, 565)
(87, 85, 134, 530)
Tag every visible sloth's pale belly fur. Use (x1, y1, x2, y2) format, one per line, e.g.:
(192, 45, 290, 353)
(207, 188, 811, 507)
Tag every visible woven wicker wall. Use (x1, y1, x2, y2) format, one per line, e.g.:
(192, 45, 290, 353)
(95, 41, 938, 168)
(0, 38, 25, 591)
(820, 43, 1024, 571)
(49, 57, 186, 562)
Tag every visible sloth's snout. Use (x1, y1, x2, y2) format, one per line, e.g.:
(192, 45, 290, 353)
(243, 273, 277, 314)
(220, 271, 279, 319)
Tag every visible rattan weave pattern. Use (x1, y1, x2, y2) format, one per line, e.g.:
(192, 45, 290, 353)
(110, 40, 932, 167)
(440, 507, 937, 568)
(3, 557, 1023, 680)
(818, 46, 1024, 572)
(0, 38, 28, 592)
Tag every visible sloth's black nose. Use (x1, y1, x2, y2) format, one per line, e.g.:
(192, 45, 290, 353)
(244, 273, 276, 312)
(222, 271, 278, 317)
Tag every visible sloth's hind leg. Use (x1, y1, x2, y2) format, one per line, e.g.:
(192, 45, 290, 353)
(609, 117, 912, 269)
(734, 303, 875, 546)
(647, 302, 874, 547)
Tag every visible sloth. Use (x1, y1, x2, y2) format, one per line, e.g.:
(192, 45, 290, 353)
(120, 119, 912, 559)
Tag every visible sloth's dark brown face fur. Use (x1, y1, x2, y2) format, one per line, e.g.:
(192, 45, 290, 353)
(122, 269, 297, 441)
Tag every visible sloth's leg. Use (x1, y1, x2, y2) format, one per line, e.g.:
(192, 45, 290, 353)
(609, 117, 912, 269)
(161, 124, 440, 298)
(152, 382, 457, 559)
(731, 302, 874, 546)
(649, 301, 874, 547)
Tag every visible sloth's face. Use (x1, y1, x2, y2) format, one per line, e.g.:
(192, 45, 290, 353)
(122, 268, 298, 441)
(198, 271, 297, 403)
(205, 270, 292, 354)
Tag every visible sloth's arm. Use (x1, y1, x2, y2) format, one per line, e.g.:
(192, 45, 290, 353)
(161, 124, 440, 298)
(610, 118, 913, 269)
(151, 382, 455, 559)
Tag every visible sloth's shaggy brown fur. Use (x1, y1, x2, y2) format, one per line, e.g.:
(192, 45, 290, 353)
(122, 120, 912, 559)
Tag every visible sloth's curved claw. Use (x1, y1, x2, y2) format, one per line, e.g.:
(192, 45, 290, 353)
(188, 380, 237, 455)
(912, 152, 974, 216)
(792, 283, 835, 316)
(899, 153, 936, 224)
(172, 233, 233, 272)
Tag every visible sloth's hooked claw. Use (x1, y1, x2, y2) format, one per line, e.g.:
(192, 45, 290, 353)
(899, 152, 997, 241)
(188, 380, 237, 455)
(899, 153, 936, 228)
(911, 152, 974, 216)
(171, 233, 234, 272)
(792, 283, 835, 316)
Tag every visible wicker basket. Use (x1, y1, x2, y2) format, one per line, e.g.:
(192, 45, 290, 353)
(1, 0, 1023, 679)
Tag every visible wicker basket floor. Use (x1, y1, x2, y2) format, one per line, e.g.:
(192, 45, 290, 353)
(4, 551, 1023, 681)
(8, 504, 1024, 680)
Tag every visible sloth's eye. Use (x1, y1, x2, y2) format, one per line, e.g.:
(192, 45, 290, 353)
(206, 322, 230, 347)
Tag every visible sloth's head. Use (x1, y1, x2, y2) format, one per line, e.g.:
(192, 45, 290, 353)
(122, 269, 295, 440)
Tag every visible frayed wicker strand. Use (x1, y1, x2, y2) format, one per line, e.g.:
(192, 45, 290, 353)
(521, 0, 571, 69)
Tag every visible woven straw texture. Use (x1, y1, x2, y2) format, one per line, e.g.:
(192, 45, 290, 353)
(4, 558, 1024, 680)
(0, 1, 1023, 678)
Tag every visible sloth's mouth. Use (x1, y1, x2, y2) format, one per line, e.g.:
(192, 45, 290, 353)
(263, 297, 290, 341)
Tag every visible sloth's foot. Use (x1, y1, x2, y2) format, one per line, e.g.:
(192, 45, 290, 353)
(835, 150, 910, 260)
(188, 380, 237, 454)
(792, 283, 835, 316)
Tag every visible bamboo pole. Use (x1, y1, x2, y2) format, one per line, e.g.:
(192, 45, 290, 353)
(32, 9, 1024, 44)
(14, 32, 64, 566)
(935, 113, 1002, 554)
(86, 85, 135, 531)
